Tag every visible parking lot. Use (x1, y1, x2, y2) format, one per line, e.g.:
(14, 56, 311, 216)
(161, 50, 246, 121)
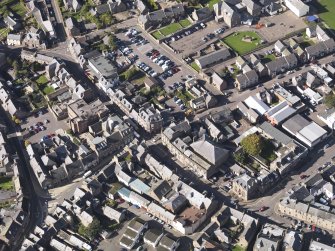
(22, 109, 68, 143)
(167, 20, 225, 57)
(116, 27, 197, 87)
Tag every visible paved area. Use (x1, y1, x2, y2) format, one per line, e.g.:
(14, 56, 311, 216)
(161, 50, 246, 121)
(257, 11, 307, 42)
(22, 110, 68, 143)
(168, 21, 224, 57)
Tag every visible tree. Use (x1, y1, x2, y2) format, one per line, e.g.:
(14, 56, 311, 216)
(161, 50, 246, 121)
(108, 35, 117, 51)
(324, 93, 335, 108)
(124, 67, 138, 81)
(24, 140, 31, 148)
(12, 60, 19, 79)
(100, 13, 114, 27)
(240, 133, 264, 156)
(234, 151, 247, 164)
(78, 218, 101, 240)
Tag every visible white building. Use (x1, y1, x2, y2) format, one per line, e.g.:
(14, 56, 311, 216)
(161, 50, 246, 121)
(284, 0, 309, 17)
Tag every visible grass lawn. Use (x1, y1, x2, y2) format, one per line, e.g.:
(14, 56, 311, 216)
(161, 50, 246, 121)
(0, 177, 13, 191)
(262, 54, 276, 64)
(316, 0, 335, 30)
(223, 31, 262, 55)
(200, 0, 220, 9)
(190, 62, 200, 72)
(36, 75, 48, 85)
(43, 86, 55, 95)
(232, 245, 247, 251)
(179, 19, 191, 28)
(11, 1, 27, 17)
(0, 28, 9, 39)
(159, 23, 182, 36)
(152, 31, 165, 40)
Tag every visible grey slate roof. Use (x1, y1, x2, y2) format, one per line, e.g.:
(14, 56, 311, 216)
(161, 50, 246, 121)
(259, 122, 292, 145)
(196, 47, 231, 68)
(282, 114, 310, 134)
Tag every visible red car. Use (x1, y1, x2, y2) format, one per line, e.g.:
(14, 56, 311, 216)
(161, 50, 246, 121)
(259, 206, 267, 212)
(300, 174, 308, 179)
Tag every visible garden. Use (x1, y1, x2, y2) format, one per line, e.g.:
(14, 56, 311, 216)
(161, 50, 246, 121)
(151, 19, 192, 39)
(223, 31, 263, 55)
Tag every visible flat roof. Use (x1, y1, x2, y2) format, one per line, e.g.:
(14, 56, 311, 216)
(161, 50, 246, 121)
(298, 122, 327, 143)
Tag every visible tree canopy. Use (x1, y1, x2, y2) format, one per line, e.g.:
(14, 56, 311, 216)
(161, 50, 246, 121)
(78, 218, 101, 240)
(240, 133, 264, 156)
(324, 92, 335, 108)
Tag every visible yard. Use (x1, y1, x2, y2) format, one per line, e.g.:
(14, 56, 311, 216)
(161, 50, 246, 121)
(36, 75, 48, 85)
(160, 23, 183, 36)
(200, 0, 220, 9)
(315, 0, 335, 30)
(190, 62, 200, 72)
(0, 0, 27, 17)
(152, 19, 193, 39)
(43, 86, 55, 95)
(223, 31, 263, 55)
(232, 245, 247, 251)
(0, 177, 13, 191)
(179, 18, 191, 28)
(152, 31, 165, 40)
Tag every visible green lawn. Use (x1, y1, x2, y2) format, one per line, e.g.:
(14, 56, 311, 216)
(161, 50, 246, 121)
(190, 62, 200, 72)
(36, 75, 48, 85)
(223, 31, 262, 55)
(11, 1, 27, 17)
(0, 177, 13, 191)
(262, 54, 276, 64)
(152, 31, 165, 40)
(179, 19, 191, 28)
(232, 245, 247, 251)
(43, 86, 55, 95)
(200, 0, 220, 9)
(159, 23, 182, 36)
(316, 0, 335, 30)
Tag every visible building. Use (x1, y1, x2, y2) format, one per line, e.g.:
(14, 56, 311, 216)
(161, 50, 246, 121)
(236, 70, 259, 91)
(65, 17, 81, 37)
(87, 54, 119, 83)
(237, 101, 260, 124)
(195, 47, 231, 70)
(7, 34, 22, 46)
(265, 101, 296, 125)
(282, 114, 327, 148)
(102, 206, 125, 223)
(253, 223, 285, 251)
(63, 0, 82, 12)
(244, 95, 270, 115)
(282, 230, 303, 251)
(138, 4, 185, 30)
(143, 229, 164, 247)
(305, 39, 335, 60)
(284, 0, 309, 17)
(5, 16, 21, 31)
(161, 122, 229, 179)
(22, 28, 47, 49)
(272, 84, 303, 108)
(318, 107, 335, 130)
(210, 72, 227, 93)
(309, 240, 335, 251)
(265, 54, 298, 76)
(213, 1, 241, 27)
(242, 0, 261, 16)
(67, 99, 109, 134)
(120, 218, 148, 249)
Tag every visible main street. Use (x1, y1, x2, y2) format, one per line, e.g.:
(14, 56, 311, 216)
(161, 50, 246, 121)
(0, 107, 47, 251)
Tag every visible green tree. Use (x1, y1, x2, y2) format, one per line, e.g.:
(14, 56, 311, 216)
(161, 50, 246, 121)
(78, 218, 101, 240)
(240, 133, 264, 156)
(324, 93, 335, 108)
(12, 60, 19, 79)
(108, 35, 117, 50)
(234, 151, 247, 164)
(124, 67, 138, 81)
(100, 13, 114, 27)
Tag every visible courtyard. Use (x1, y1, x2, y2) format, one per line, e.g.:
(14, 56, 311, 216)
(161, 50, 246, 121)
(223, 31, 263, 55)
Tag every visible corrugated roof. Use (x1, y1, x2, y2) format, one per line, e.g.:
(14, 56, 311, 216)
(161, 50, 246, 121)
(259, 122, 292, 145)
